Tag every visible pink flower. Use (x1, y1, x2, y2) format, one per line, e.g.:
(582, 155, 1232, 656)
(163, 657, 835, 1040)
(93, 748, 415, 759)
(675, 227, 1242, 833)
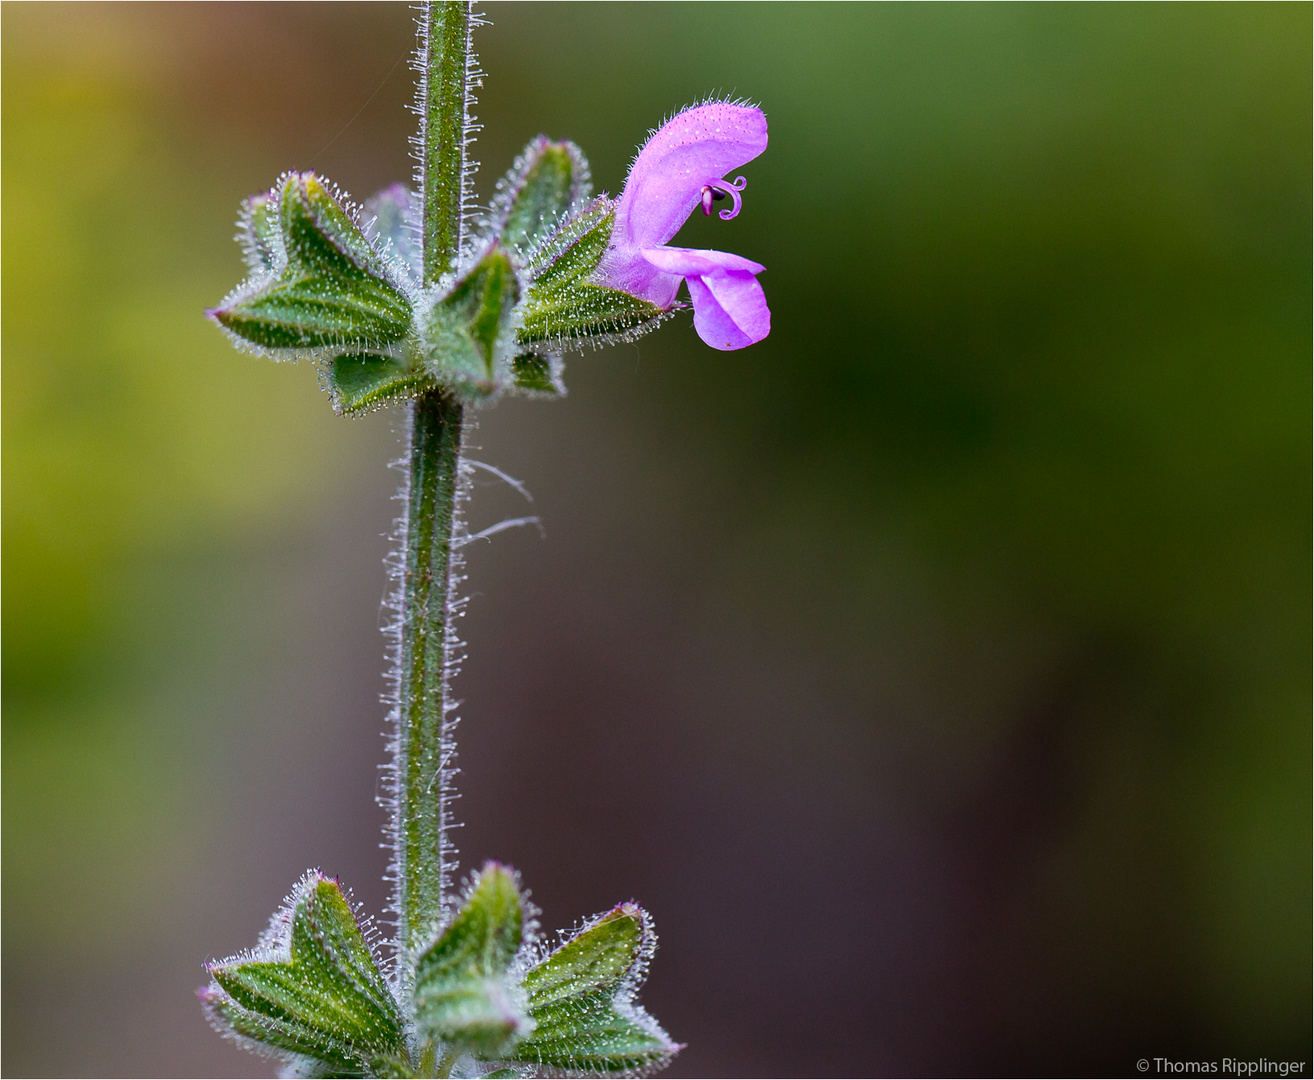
(599, 102, 770, 351)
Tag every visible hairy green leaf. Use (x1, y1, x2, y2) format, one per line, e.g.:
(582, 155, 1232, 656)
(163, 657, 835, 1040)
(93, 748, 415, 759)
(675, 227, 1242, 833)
(327, 353, 435, 415)
(211, 173, 413, 352)
(507, 904, 679, 1076)
(510, 352, 564, 396)
(414, 862, 531, 1056)
(201, 873, 407, 1077)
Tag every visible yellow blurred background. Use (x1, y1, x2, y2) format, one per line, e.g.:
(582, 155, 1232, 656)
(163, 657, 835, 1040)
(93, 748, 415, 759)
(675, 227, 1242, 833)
(3, 4, 1309, 1075)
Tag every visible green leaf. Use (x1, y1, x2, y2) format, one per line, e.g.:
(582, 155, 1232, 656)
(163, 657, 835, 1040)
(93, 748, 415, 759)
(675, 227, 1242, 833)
(510, 352, 564, 397)
(201, 872, 408, 1077)
(517, 199, 668, 350)
(507, 904, 680, 1076)
(211, 172, 413, 353)
(494, 136, 591, 257)
(326, 353, 435, 415)
(420, 245, 520, 401)
(414, 862, 531, 1056)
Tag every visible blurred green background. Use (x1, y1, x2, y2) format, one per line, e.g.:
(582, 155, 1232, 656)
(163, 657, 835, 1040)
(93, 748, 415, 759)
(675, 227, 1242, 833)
(3, 3, 1309, 1076)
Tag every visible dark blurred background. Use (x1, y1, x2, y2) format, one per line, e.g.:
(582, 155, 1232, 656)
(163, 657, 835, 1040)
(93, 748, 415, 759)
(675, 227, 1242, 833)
(3, 4, 1309, 1077)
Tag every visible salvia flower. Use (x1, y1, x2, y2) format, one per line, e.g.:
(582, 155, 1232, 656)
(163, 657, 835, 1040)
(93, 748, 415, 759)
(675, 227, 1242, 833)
(599, 101, 770, 351)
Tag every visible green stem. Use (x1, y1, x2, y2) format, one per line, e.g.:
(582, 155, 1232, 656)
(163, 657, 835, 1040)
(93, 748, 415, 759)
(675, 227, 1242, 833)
(394, 0, 473, 1006)
(396, 392, 464, 970)
(421, 0, 472, 286)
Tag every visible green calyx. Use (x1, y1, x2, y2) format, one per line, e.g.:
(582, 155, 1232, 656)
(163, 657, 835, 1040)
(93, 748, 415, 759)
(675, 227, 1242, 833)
(203, 868, 676, 1078)
(508, 905, 680, 1076)
(418, 246, 521, 401)
(201, 874, 408, 1078)
(411, 872, 678, 1076)
(413, 863, 530, 1057)
(493, 136, 590, 258)
(489, 137, 668, 353)
(327, 353, 433, 414)
(517, 198, 668, 349)
(324, 245, 536, 413)
(323, 239, 580, 413)
(510, 352, 564, 396)
(212, 173, 413, 353)
(212, 139, 679, 414)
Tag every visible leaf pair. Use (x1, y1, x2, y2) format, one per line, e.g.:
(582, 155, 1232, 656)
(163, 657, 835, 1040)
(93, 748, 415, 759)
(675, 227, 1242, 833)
(202, 865, 678, 1078)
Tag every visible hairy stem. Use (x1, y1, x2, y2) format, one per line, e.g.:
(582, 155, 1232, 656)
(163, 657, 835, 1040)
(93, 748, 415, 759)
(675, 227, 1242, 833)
(395, 393, 463, 972)
(421, 0, 472, 286)
(394, 0, 473, 1004)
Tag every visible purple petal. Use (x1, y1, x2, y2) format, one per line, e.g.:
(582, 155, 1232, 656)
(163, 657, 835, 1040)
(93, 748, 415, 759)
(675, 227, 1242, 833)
(614, 103, 768, 253)
(684, 268, 771, 351)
